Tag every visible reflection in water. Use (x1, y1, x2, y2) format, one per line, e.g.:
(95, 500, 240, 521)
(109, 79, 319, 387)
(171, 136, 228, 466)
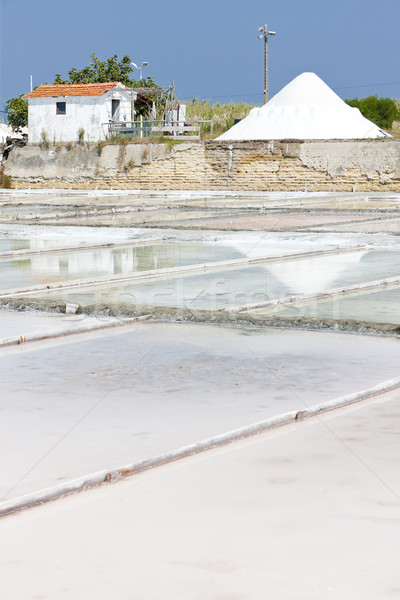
(5, 246, 400, 322)
(23, 249, 400, 315)
(27, 265, 271, 311)
(0, 242, 244, 290)
(259, 286, 400, 325)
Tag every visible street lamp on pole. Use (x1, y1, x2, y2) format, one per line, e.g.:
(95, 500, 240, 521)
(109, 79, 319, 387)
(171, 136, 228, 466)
(131, 61, 149, 81)
(258, 24, 276, 104)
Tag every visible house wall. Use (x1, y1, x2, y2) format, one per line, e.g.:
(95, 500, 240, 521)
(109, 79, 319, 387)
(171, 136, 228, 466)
(27, 91, 132, 143)
(0, 124, 13, 144)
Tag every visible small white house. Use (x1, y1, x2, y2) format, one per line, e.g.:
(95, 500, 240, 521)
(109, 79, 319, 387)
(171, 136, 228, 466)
(24, 82, 150, 143)
(0, 122, 26, 143)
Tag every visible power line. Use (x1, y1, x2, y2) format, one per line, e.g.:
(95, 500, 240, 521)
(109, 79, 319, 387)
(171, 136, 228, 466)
(185, 80, 400, 102)
(333, 81, 400, 91)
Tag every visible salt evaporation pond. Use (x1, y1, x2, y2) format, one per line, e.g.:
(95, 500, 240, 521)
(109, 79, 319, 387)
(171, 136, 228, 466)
(0, 241, 245, 291)
(0, 237, 93, 252)
(0, 309, 121, 341)
(24, 249, 400, 311)
(309, 216, 400, 234)
(253, 286, 400, 325)
(2, 323, 400, 503)
(2, 191, 400, 598)
(0, 238, 31, 252)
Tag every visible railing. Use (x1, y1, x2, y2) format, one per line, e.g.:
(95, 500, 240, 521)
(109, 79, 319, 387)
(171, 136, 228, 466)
(103, 119, 214, 140)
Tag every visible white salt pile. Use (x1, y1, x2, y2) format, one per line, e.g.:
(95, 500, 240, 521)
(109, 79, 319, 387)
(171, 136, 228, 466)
(217, 72, 389, 141)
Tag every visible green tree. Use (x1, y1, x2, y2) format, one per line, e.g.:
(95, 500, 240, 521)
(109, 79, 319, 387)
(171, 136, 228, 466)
(55, 53, 155, 88)
(345, 95, 400, 130)
(54, 53, 166, 117)
(5, 95, 28, 132)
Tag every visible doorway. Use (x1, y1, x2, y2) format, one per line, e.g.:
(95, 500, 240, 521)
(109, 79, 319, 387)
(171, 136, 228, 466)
(111, 99, 120, 121)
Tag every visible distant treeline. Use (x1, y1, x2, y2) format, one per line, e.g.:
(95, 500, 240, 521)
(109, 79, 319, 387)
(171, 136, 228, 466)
(344, 96, 400, 130)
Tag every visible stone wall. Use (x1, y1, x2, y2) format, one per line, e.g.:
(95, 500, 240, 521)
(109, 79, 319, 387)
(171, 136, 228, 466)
(4, 139, 400, 191)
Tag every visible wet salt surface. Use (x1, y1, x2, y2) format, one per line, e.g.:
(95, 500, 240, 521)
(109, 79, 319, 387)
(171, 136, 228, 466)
(6, 208, 400, 231)
(0, 309, 121, 341)
(0, 238, 30, 252)
(158, 211, 381, 231)
(2, 190, 400, 232)
(0, 221, 386, 254)
(37, 209, 242, 228)
(0, 223, 158, 243)
(0, 241, 244, 291)
(254, 286, 400, 325)
(308, 215, 400, 234)
(1, 390, 400, 600)
(26, 249, 400, 311)
(0, 237, 95, 253)
(1, 322, 400, 502)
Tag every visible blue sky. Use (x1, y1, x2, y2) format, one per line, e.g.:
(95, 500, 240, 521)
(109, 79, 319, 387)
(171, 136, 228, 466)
(1, 0, 399, 111)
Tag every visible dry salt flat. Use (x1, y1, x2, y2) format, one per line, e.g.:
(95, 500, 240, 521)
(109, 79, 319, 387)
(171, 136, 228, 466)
(308, 216, 400, 234)
(218, 72, 389, 140)
(3, 191, 400, 231)
(1, 390, 399, 600)
(158, 211, 379, 231)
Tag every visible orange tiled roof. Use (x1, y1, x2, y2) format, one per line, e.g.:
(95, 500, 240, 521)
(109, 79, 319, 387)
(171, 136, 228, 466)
(24, 82, 122, 98)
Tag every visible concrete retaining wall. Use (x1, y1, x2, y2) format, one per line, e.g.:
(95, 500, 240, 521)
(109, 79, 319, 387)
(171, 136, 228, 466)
(4, 139, 400, 191)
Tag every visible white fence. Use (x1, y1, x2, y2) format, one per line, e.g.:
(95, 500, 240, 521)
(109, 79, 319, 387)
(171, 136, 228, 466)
(103, 119, 213, 140)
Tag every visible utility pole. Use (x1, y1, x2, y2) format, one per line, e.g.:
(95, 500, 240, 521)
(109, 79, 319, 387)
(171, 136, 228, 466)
(258, 24, 276, 104)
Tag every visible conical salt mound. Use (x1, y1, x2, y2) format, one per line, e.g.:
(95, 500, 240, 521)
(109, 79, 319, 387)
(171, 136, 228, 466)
(217, 73, 389, 140)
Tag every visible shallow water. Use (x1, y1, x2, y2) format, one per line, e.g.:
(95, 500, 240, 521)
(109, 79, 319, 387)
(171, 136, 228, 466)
(0, 242, 245, 291)
(0, 238, 31, 252)
(254, 285, 400, 325)
(23, 249, 400, 311)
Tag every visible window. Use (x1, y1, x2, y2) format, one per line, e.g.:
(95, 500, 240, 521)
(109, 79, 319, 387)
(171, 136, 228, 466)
(56, 102, 66, 115)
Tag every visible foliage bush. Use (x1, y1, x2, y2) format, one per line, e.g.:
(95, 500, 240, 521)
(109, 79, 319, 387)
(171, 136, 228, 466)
(0, 171, 13, 188)
(54, 53, 161, 115)
(345, 95, 400, 130)
(77, 127, 85, 142)
(54, 53, 148, 87)
(40, 130, 50, 148)
(5, 96, 28, 132)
